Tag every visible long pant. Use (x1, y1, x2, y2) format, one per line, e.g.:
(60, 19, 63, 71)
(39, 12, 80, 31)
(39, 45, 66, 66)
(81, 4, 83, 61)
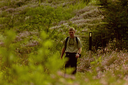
(65, 52, 77, 74)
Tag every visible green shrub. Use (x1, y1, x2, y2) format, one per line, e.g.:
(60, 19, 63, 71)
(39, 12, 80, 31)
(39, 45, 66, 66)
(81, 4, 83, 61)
(0, 30, 67, 85)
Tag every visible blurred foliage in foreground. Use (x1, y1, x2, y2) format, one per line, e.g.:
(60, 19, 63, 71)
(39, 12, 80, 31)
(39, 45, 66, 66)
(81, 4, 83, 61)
(0, 30, 66, 85)
(0, 30, 128, 85)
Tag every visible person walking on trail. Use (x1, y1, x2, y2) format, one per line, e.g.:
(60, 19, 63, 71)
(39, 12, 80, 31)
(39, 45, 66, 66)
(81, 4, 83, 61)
(61, 27, 82, 74)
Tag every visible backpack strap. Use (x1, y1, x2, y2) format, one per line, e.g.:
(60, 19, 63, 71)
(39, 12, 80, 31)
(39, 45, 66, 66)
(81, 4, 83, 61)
(65, 37, 69, 50)
(75, 37, 78, 45)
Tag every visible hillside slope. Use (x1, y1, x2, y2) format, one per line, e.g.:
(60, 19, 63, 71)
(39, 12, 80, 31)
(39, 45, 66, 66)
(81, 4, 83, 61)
(0, 0, 103, 49)
(50, 5, 103, 30)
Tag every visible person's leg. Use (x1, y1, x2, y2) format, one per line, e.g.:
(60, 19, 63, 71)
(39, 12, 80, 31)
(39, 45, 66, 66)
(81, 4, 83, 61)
(65, 59, 71, 68)
(65, 57, 72, 74)
(71, 57, 77, 74)
(65, 53, 77, 75)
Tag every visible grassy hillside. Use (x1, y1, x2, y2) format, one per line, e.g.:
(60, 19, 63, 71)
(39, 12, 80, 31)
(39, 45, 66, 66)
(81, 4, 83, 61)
(0, 0, 128, 85)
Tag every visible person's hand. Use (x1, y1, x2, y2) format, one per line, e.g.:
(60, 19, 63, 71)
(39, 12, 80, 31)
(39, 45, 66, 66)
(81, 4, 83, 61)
(76, 53, 79, 58)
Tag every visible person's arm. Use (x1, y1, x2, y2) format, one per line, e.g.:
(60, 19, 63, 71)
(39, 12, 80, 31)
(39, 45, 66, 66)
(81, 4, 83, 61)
(76, 48, 82, 58)
(61, 47, 65, 59)
(76, 37, 82, 58)
(78, 47, 82, 54)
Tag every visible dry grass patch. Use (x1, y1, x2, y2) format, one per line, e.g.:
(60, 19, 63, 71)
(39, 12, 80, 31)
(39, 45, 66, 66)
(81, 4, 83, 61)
(78, 51, 128, 80)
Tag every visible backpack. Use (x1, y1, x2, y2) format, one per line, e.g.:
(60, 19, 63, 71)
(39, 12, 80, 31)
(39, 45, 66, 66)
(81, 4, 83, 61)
(65, 37, 78, 50)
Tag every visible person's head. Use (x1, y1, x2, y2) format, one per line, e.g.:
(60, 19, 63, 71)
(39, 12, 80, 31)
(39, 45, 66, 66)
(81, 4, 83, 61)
(69, 27, 75, 38)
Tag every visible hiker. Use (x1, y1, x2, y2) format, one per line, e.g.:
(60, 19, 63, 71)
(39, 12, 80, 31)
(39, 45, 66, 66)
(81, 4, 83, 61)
(61, 27, 82, 74)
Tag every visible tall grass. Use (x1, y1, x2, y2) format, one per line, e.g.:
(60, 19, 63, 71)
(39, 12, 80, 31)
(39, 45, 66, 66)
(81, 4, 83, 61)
(77, 50, 128, 84)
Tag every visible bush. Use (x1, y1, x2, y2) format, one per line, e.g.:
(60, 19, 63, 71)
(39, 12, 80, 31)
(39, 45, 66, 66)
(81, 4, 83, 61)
(0, 30, 67, 85)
